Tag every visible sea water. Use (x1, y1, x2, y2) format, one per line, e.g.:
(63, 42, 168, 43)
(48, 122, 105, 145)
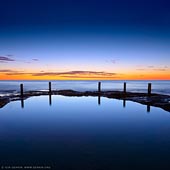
(0, 80, 170, 96)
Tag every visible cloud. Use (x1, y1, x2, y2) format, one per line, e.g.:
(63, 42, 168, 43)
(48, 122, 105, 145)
(0, 56, 15, 62)
(32, 59, 39, 61)
(5, 72, 30, 75)
(136, 65, 168, 72)
(148, 66, 154, 68)
(111, 60, 116, 64)
(153, 69, 167, 71)
(32, 71, 117, 77)
(0, 55, 40, 63)
(6, 54, 13, 57)
(105, 59, 118, 64)
(0, 69, 15, 73)
(0, 69, 29, 75)
(61, 75, 121, 79)
(1, 70, 120, 79)
(152, 66, 168, 71)
(136, 68, 145, 71)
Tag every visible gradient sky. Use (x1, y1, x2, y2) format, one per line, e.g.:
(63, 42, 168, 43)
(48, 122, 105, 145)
(0, 0, 170, 80)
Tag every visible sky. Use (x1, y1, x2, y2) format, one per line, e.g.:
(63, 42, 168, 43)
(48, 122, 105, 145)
(0, 0, 170, 80)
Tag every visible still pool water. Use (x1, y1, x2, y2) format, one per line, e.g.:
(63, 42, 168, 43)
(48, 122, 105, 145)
(0, 96, 170, 170)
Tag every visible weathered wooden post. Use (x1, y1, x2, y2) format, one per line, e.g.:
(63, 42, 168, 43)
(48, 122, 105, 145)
(98, 82, 101, 93)
(148, 83, 152, 95)
(124, 82, 126, 93)
(20, 83, 24, 97)
(49, 82, 52, 94)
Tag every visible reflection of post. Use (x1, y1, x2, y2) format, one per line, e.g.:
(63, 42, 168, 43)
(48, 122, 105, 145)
(148, 83, 152, 96)
(21, 98, 24, 108)
(49, 82, 52, 94)
(123, 99, 126, 108)
(124, 82, 126, 94)
(20, 84, 24, 108)
(49, 94, 52, 106)
(147, 104, 150, 113)
(98, 95, 101, 105)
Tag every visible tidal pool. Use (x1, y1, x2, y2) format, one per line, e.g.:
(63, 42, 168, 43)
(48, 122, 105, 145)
(0, 95, 170, 170)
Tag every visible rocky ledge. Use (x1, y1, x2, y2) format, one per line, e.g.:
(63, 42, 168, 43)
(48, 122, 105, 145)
(0, 90, 170, 112)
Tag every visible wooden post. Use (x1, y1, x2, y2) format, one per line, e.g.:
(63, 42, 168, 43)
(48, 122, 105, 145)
(20, 83, 24, 97)
(148, 83, 151, 95)
(124, 82, 126, 93)
(98, 82, 101, 93)
(49, 82, 51, 94)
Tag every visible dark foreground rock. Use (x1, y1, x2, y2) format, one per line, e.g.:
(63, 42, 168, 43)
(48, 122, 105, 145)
(0, 90, 170, 112)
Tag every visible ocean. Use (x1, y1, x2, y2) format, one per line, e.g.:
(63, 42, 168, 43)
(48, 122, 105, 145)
(0, 80, 170, 97)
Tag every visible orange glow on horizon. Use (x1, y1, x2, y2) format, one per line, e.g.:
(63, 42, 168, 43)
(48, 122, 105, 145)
(0, 71, 170, 80)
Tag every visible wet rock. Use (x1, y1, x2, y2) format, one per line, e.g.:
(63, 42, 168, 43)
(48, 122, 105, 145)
(0, 90, 169, 112)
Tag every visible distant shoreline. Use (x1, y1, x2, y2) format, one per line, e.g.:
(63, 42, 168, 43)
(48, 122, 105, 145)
(0, 90, 170, 112)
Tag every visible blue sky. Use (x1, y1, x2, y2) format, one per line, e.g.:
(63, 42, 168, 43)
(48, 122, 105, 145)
(0, 0, 170, 80)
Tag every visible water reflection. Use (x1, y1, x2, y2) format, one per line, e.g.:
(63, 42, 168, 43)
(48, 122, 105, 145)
(49, 94, 52, 106)
(19, 95, 154, 113)
(20, 98, 24, 108)
(98, 95, 101, 105)
(123, 99, 126, 108)
(1, 95, 170, 169)
(147, 104, 151, 113)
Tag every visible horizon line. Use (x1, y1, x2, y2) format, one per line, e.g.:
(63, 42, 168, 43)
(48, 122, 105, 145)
(0, 79, 170, 81)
